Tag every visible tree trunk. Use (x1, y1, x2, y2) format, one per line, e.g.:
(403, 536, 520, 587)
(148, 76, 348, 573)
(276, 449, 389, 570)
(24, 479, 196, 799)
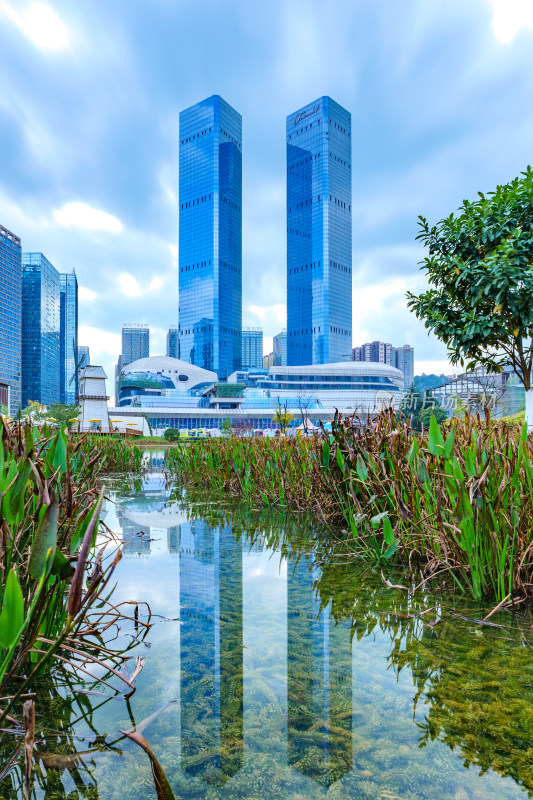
(526, 390, 533, 430)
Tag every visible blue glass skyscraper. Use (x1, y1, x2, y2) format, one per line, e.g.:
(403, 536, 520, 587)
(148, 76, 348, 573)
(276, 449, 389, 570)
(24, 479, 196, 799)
(287, 97, 352, 365)
(241, 327, 263, 369)
(60, 271, 78, 404)
(78, 345, 90, 369)
(166, 326, 179, 359)
(0, 224, 22, 414)
(179, 95, 242, 379)
(21, 253, 61, 407)
(121, 324, 149, 366)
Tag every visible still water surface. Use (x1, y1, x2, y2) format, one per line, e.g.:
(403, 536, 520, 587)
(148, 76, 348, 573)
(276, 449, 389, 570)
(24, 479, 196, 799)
(4, 454, 533, 799)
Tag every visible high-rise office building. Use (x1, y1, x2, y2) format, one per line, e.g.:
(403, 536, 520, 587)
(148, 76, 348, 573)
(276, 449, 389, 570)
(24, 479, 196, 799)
(121, 324, 149, 366)
(287, 97, 352, 366)
(0, 225, 22, 414)
(21, 253, 61, 408)
(59, 271, 78, 404)
(179, 95, 242, 379)
(241, 327, 263, 370)
(273, 329, 287, 367)
(166, 326, 179, 360)
(393, 344, 414, 390)
(78, 345, 90, 369)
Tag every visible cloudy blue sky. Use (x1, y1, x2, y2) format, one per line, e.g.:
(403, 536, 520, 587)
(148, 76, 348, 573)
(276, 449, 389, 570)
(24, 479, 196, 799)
(1, 0, 533, 384)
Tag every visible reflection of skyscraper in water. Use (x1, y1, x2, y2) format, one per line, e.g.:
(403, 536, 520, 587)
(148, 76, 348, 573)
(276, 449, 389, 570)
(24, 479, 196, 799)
(287, 557, 352, 786)
(180, 519, 243, 785)
(167, 526, 180, 555)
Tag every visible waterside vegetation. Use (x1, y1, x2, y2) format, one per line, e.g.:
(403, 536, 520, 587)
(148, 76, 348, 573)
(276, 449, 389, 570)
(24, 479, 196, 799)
(167, 412, 533, 602)
(0, 421, 148, 733)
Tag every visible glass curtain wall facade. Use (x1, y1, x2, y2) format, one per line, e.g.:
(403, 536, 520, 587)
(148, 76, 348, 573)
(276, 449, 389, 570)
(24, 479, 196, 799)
(166, 326, 179, 359)
(21, 253, 61, 407)
(122, 324, 149, 366)
(0, 225, 22, 414)
(179, 95, 242, 379)
(241, 327, 263, 369)
(287, 97, 352, 365)
(273, 329, 287, 366)
(59, 271, 78, 404)
(78, 345, 90, 369)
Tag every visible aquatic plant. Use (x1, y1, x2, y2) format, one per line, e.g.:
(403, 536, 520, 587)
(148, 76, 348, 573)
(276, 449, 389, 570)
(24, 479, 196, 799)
(167, 413, 533, 600)
(327, 411, 533, 601)
(0, 420, 147, 729)
(3, 488, 533, 799)
(75, 433, 145, 474)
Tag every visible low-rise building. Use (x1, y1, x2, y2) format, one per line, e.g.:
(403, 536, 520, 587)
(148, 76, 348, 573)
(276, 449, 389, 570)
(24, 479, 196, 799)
(110, 356, 404, 434)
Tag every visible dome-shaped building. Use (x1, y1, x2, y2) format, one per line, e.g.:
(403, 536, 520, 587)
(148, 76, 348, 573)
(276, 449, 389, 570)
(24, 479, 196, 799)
(118, 356, 217, 406)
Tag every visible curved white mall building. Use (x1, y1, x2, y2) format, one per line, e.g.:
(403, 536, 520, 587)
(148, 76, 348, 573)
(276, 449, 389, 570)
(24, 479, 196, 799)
(109, 356, 404, 433)
(256, 362, 403, 415)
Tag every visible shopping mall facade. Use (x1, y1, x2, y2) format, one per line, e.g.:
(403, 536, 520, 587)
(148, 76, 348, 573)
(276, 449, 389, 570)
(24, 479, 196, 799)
(110, 356, 404, 435)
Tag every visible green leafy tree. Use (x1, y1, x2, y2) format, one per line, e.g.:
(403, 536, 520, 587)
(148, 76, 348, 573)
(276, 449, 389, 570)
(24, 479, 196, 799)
(163, 428, 181, 442)
(273, 398, 293, 435)
(399, 384, 425, 428)
(221, 418, 232, 436)
(47, 403, 80, 428)
(400, 384, 446, 430)
(20, 400, 47, 422)
(0, 403, 7, 417)
(418, 406, 448, 429)
(407, 167, 533, 394)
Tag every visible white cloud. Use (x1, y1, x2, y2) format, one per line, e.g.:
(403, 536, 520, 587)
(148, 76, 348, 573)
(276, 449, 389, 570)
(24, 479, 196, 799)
(352, 278, 410, 341)
(0, 1, 69, 50)
(248, 304, 286, 324)
(119, 273, 141, 297)
(415, 360, 456, 377)
(78, 326, 120, 358)
(149, 276, 163, 291)
(491, 0, 533, 42)
(169, 244, 179, 267)
(79, 286, 97, 301)
(54, 202, 123, 233)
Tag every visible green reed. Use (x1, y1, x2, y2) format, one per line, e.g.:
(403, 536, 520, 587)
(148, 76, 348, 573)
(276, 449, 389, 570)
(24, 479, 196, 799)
(74, 433, 145, 474)
(167, 414, 533, 600)
(0, 421, 143, 724)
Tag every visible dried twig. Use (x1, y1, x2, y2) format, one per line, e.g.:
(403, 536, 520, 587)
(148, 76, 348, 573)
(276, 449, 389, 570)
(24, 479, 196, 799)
(23, 699, 35, 799)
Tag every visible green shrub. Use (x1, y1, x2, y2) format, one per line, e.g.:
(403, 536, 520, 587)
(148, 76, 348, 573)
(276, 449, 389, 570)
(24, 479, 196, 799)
(164, 427, 181, 442)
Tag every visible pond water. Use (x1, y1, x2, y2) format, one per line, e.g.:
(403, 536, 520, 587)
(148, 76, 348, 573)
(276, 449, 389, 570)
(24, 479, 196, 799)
(2, 452, 533, 799)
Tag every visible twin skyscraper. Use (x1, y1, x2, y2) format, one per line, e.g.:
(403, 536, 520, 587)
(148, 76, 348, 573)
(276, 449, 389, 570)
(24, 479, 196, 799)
(178, 95, 352, 379)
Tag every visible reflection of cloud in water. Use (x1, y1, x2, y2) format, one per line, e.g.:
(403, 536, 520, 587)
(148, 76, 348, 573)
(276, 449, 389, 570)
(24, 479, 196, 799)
(121, 517, 151, 558)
